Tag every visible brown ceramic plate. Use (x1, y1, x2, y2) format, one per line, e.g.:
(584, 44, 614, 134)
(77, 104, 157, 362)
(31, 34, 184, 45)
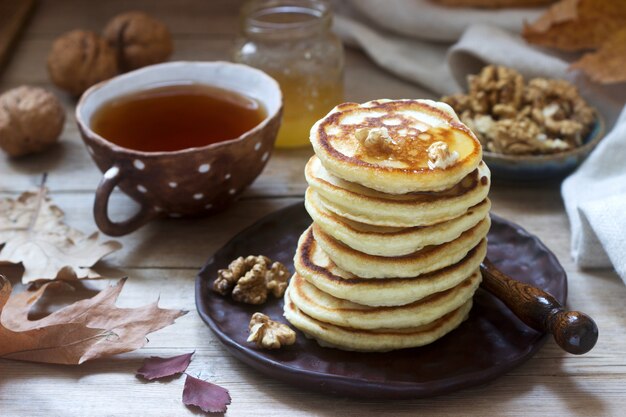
(195, 203, 566, 399)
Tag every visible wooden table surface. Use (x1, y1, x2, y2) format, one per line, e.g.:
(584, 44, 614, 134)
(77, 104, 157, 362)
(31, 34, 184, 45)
(1, 1, 625, 416)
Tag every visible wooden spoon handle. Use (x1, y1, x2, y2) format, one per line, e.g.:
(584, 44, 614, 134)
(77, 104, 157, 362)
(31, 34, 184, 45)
(480, 258, 598, 355)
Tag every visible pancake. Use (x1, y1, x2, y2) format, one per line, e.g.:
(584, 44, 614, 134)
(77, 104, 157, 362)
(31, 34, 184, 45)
(284, 289, 473, 352)
(306, 155, 491, 227)
(287, 270, 481, 329)
(312, 217, 490, 278)
(306, 187, 491, 256)
(294, 227, 487, 306)
(309, 99, 482, 193)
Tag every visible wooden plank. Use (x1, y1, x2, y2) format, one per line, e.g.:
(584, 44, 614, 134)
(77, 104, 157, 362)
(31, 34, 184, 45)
(21, 0, 243, 37)
(0, 0, 35, 73)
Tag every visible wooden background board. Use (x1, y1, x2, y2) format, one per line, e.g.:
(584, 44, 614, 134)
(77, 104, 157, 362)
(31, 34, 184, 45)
(1, 1, 625, 416)
(0, 0, 36, 71)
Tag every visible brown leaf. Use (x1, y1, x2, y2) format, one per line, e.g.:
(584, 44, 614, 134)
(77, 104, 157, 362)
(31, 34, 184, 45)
(0, 275, 186, 364)
(524, 0, 578, 33)
(570, 28, 626, 84)
(0, 187, 122, 284)
(137, 352, 194, 380)
(182, 374, 231, 414)
(523, 0, 626, 51)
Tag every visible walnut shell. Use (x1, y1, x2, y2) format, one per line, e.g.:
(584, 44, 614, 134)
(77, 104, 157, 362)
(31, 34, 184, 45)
(47, 30, 118, 96)
(103, 11, 173, 72)
(0, 86, 65, 157)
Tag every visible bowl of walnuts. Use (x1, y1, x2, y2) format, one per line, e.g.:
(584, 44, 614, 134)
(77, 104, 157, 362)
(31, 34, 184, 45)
(442, 65, 604, 181)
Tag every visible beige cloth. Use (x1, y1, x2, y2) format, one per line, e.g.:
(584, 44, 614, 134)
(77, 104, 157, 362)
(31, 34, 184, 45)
(333, 0, 626, 282)
(345, 0, 543, 42)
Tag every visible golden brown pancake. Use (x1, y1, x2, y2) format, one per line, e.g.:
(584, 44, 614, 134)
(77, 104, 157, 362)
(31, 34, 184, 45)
(287, 271, 481, 329)
(293, 227, 487, 306)
(312, 217, 490, 278)
(310, 99, 483, 193)
(306, 187, 491, 256)
(305, 155, 491, 227)
(284, 289, 473, 352)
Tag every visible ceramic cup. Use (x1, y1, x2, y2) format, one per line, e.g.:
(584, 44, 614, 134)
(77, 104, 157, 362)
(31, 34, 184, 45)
(76, 61, 282, 236)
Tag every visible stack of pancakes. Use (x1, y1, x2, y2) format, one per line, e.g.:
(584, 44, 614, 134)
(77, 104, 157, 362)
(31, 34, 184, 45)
(284, 99, 491, 352)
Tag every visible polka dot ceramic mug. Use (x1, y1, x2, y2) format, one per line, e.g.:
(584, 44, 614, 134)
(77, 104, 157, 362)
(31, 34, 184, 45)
(76, 61, 282, 236)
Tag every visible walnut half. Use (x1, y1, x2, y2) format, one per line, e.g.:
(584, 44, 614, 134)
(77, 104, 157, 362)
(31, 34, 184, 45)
(427, 141, 459, 169)
(247, 313, 296, 349)
(213, 255, 290, 304)
(354, 127, 396, 157)
(467, 65, 524, 115)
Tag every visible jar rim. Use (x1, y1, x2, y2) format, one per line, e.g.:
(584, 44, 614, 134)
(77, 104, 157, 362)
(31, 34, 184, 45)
(241, 0, 332, 38)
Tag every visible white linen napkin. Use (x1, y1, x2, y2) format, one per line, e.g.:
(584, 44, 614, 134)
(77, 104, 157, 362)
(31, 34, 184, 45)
(562, 109, 626, 281)
(333, 0, 626, 281)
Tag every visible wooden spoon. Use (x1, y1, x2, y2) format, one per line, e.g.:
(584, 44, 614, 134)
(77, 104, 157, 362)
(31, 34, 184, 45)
(480, 258, 598, 355)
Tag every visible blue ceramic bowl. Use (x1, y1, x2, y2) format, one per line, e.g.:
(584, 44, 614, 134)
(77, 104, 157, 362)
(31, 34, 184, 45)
(483, 115, 605, 181)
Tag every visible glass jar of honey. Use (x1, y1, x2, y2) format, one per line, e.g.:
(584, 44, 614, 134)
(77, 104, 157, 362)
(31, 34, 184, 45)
(233, 0, 344, 148)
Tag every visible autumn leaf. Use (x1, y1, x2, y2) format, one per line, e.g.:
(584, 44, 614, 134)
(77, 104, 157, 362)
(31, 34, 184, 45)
(183, 374, 231, 414)
(523, 0, 626, 52)
(570, 28, 626, 84)
(137, 352, 194, 380)
(522, 0, 626, 84)
(0, 275, 186, 364)
(0, 186, 122, 284)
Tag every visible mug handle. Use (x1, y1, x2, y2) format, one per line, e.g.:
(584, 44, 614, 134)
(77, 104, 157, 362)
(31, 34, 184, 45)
(94, 166, 156, 236)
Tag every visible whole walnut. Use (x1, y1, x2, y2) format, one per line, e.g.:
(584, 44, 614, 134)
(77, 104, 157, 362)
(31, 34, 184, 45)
(103, 11, 173, 72)
(47, 30, 118, 96)
(0, 86, 65, 157)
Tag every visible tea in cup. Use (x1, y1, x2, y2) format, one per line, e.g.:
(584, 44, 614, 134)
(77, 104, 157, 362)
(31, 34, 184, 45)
(76, 61, 282, 236)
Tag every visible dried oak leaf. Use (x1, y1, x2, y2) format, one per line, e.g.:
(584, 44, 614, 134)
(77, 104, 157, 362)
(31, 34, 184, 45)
(0, 275, 186, 364)
(570, 28, 626, 84)
(183, 374, 231, 414)
(137, 352, 194, 380)
(0, 187, 121, 284)
(523, 0, 626, 51)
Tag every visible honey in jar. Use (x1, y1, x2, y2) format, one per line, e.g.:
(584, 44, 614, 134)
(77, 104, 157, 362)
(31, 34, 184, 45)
(234, 0, 344, 148)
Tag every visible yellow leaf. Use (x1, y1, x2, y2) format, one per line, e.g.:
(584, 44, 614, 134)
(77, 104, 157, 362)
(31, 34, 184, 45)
(0, 187, 122, 283)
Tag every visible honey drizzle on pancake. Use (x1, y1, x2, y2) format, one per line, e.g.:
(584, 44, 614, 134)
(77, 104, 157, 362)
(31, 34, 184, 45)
(317, 100, 479, 171)
(354, 125, 460, 167)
